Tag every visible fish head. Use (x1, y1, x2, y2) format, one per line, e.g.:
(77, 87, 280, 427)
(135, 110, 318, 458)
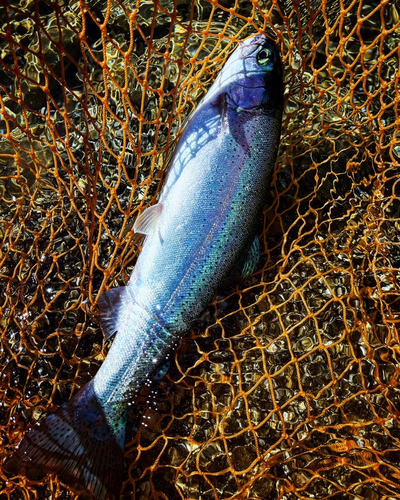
(210, 34, 283, 112)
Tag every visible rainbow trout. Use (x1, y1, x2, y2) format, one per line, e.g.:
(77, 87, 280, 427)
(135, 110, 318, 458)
(5, 34, 283, 499)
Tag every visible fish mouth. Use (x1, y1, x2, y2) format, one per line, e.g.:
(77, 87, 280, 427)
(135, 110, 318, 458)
(248, 33, 269, 46)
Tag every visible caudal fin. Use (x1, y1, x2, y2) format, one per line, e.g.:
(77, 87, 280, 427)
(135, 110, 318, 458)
(4, 381, 126, 500)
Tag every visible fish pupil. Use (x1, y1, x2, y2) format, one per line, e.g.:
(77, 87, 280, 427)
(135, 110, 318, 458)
(257, 48, 272, 66)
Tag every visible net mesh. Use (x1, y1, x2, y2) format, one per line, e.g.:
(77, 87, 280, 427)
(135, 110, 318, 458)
(1, 0, 400, 498)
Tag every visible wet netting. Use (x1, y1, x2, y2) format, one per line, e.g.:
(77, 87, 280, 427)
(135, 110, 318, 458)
(1, 0, 400, 498)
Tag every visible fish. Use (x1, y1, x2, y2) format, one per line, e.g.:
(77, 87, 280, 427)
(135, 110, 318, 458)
(4, 33, 283, 499)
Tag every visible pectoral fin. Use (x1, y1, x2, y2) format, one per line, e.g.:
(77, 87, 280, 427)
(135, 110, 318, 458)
(134, 203, 163, 236)
(212, 93, 229, 134)
(213, 93, 250, 151)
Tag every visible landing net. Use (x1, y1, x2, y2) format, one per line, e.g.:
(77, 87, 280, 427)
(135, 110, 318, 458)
(1, 0, 400, 498)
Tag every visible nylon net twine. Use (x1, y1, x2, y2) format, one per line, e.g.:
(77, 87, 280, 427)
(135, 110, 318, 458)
(1, 0, 400, 499)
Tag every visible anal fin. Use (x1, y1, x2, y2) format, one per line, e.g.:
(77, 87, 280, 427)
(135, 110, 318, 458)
(97, 287, 126, 340)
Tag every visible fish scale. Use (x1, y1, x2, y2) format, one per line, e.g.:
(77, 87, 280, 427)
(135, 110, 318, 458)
(5, 34, 283, 500)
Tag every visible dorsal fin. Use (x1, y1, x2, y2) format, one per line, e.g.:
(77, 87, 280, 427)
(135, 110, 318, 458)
(240, 235, 260, 279)
(221, 236, 260, 289)
(134, 203, 163, 236)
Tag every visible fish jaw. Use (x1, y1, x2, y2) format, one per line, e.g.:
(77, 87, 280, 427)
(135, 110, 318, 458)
(202, 34, 283, 112)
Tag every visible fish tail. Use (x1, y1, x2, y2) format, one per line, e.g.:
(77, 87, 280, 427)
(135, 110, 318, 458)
(4, 380, 126, 500)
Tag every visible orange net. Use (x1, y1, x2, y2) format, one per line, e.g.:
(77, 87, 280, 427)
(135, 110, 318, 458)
(1, 0, 400, 498)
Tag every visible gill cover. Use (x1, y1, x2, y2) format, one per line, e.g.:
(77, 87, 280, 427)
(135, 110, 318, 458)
(207, 34, 283, 111)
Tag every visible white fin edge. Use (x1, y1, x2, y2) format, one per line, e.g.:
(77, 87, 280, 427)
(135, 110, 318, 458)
(97, 286, 126, 340)
(134, 203, 163, 236)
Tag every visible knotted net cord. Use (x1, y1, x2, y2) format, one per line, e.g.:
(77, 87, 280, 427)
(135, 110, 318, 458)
(1, 0, 400, 498)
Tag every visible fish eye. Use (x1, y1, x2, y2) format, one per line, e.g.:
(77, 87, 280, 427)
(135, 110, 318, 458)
(257, 47, 273, 66)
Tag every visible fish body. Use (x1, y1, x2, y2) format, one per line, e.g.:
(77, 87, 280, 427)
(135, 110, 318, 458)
(5, 34, 283, 499)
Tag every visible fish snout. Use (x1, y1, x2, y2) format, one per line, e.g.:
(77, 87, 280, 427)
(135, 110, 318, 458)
(248, 33, 268, 46)
(229, 34, 283, 110)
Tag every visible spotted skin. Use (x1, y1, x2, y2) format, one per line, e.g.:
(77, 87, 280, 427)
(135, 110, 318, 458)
(5, 34, 284, 500)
